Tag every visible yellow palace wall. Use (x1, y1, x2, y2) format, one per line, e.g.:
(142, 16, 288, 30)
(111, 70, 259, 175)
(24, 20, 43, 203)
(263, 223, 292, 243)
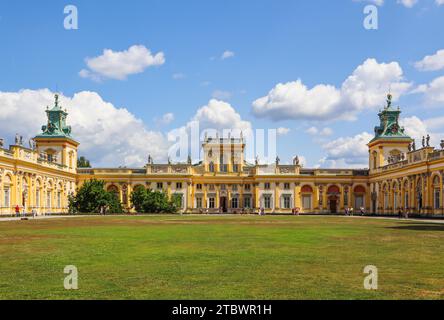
(75, 165, 370, 215)
(3, 139, 444, 216)
(0, 145, 76, 215)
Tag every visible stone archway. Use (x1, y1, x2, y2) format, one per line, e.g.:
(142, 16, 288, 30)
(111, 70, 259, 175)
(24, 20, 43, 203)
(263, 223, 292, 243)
(327, 185, 340, 214)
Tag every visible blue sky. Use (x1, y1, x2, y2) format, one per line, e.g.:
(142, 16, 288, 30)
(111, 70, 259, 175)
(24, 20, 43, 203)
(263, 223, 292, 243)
(1, 0, 444, 167)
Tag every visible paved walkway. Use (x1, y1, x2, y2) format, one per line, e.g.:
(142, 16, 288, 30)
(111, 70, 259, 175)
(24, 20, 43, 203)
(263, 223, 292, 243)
(0, 215, 102, 222)
(1, 214, 444, 224)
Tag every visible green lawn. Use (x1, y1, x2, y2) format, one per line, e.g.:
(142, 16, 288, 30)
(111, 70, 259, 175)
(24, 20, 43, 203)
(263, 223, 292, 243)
(0, 215, 443, 300)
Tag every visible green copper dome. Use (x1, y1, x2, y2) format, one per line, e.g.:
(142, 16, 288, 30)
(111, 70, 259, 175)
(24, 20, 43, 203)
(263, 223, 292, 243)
(370, 94, 411, 143)
(35, 94, 74, 139)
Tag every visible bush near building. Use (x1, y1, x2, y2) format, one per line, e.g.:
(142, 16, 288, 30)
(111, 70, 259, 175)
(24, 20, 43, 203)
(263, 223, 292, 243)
(69, 179, 123, 214)
(130, 187, 181, 214)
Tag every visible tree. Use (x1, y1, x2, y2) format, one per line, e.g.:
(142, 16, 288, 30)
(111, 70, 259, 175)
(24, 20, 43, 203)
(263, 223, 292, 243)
(130, 187, 181, 214)
(130, 187, 147, 213)
(69, 179, 123, 214)
(77, 156, 91, 168)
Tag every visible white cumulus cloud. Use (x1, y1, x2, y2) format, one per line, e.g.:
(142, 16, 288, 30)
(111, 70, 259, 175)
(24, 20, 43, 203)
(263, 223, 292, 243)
(79, 45, 165, 81)
(415, 49, 444, 71)
(277, 127, 291, 136)
(221, 50, 235, 60)
(156, 113, 175, 125)
(320, 132, 374, 168)
(0, 89, 171, 167)
(306, 127, 333, 137)
(253, 58, 412, 122)
(397, 0, 418, 7)
(413, 76, 444, 105)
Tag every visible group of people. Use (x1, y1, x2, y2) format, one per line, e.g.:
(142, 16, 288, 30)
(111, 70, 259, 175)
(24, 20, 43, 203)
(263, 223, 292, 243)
(345, 207, 366, 216)
(398, 208, 409, 219)
(14, 205, 37, 218)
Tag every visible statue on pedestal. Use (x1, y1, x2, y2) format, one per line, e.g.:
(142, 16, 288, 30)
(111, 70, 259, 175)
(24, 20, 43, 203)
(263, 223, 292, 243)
(426, 134, 430, 147)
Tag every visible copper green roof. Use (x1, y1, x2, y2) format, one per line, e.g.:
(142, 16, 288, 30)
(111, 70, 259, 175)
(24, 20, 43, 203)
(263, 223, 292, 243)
(35, 94, 77, 141)
(369, 94, 411, 143)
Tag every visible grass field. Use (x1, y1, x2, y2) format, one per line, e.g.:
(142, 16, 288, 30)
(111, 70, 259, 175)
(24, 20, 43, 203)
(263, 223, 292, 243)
(0, 215, 443, 300)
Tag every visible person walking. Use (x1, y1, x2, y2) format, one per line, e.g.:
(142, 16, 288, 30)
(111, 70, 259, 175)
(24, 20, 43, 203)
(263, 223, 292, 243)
(15, 205, 20, 218)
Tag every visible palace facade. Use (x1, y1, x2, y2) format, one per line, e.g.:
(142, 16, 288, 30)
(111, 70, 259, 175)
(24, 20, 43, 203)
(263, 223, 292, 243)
(1, 94, 444, 216)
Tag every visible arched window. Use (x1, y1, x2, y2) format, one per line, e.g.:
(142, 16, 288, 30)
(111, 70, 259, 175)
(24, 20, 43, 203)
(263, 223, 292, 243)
(393, 182, 399, 210)
(404, 180, 409, 209)
(107, 185, 119, 199)
(209, 162, 215, 173)
(327, 185, 340, 194)
(3, 175, 12, 208)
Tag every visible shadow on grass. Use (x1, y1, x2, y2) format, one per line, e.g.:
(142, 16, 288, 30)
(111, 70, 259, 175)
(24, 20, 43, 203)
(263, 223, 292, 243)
(387, 223, 444, 232)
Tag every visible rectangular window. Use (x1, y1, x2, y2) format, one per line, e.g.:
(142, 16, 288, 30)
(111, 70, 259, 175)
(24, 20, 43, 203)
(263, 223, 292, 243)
(405, 193, 409, 208)
(434, 188, 440, 209)
(209, 198, 215, 209)
(283, 195, 291, 209)
(196, 184, 202, 190)
(244, 197, 251, 208)
(46, 192, 51, 208)
(344, 192, 349, 206)
(209, 184, 215, 191)
(233, 164, 239, 172)
(196, 197, 202, 209)
(284, 183, 290, 190)
(264, 183, 271, 190)
(244, 184, 251, 191)
(355, 195, 364, 209)
(264, 195, 271, 209)
(176, 182, 182, 189)
(157, 182, 163, 190)
(36, 189, 40, 207)
(57, 191, 61, 208)
(232, 184, 238, 191)
(220, 184, 226, 191)
(4, 187, 10, 208)
(231, 197, 238, 209)
(302, 195, 312, 210)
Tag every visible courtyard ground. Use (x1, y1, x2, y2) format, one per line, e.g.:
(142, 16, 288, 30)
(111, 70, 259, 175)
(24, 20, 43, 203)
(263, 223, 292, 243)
(0, 215, 443, 300)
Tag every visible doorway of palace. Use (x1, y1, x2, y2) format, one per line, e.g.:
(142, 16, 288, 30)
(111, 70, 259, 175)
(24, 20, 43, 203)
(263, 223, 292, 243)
(220, 197, 228, 212)
(329, 196, 338, 214)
